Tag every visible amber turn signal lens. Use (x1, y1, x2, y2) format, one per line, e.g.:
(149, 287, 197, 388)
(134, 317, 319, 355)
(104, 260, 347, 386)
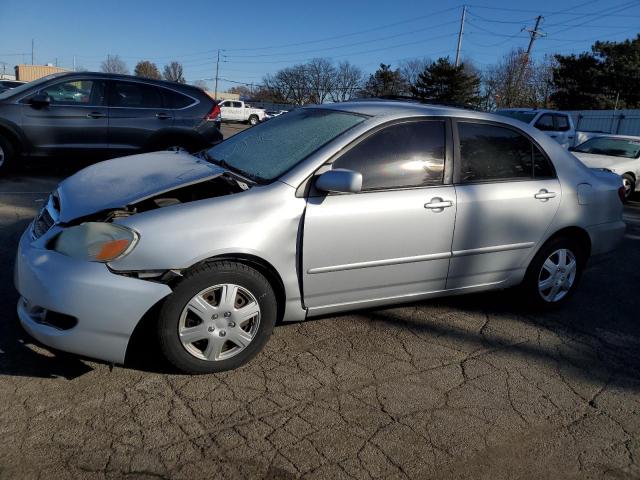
(96, 239, 131, 261)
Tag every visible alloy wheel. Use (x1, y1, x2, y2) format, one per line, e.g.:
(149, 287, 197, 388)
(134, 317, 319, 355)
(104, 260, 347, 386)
(622, 176, 633, 198)
(537, 248, 577, 302)
(178, 283, 261, 361)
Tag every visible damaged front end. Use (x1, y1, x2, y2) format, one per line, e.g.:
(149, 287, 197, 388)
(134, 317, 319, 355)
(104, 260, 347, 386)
(31, 151, 254, 282)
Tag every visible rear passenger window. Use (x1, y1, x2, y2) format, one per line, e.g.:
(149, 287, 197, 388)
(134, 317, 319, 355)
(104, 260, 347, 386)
(535, 114, 554, 131)
(458, 122, 553, 182)
(555, 115, 570, 131)
(109, 82, 163, 108)
(162, 88, 193, 109)
(332, 120, 446, 190)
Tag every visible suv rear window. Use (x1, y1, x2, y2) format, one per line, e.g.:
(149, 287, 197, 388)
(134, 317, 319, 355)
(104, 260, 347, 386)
(109, 81, 163, 108)
(162, 88, 194, 109)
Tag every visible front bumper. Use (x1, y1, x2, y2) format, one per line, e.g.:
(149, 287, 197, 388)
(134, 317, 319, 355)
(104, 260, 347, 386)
(14, 228, 172, 364)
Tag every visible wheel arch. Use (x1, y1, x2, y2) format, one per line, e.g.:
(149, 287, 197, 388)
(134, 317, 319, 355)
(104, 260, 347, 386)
(542, 226, 592, 259)
(189, 253, 287, 323)
(0, 122, 25, 154)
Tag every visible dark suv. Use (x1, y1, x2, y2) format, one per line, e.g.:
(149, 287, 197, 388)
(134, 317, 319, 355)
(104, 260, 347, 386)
(0, 72, 222, 174)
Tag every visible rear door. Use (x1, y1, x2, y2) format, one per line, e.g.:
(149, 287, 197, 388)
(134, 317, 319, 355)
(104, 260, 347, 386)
(107, 80, 173, 154)
(448, 120, 560, 289)
(302, 119, 456, 310)
(553, 113, 574, 148)
(20, 78, 108, 156)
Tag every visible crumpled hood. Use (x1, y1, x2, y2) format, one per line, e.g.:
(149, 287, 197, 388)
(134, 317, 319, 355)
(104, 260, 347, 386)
(572, 152, 625, 170)
(56, 151, 224, 222)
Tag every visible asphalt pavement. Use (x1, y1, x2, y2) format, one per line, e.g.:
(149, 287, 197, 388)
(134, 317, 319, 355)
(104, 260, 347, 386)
(0, 136, 638, 479)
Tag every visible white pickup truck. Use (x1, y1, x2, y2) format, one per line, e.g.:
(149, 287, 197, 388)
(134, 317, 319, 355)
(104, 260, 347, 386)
(218, 100, 266, 126)
(496, 109, 577, 148)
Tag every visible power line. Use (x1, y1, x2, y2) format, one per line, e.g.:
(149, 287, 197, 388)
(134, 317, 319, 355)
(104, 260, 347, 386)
(224, 33, 459, 65)
(223, 5, 461, 52)
(224, 20, 459, 59)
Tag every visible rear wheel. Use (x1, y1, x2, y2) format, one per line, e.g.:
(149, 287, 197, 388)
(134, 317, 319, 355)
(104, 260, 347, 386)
(157, 261, 277, 374)
(622, 173, 635, 201)
(0, 135, 15, 176)
(521, 236, 586, 309)
(248, 115, 259, 126)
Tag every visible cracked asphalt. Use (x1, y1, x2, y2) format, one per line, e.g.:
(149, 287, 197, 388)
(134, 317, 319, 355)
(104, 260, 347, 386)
(1, 139, 639, 479)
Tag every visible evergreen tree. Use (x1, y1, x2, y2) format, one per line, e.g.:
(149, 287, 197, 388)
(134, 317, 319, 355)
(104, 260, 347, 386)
(411, 57, 481, 107)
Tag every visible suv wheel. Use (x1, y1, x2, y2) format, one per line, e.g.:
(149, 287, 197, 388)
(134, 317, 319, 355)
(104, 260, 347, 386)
(622, 173, 635, 201)
(0, 135, 15, 175)
(521, 236, 585, 309)
(157, 261, 277, 374)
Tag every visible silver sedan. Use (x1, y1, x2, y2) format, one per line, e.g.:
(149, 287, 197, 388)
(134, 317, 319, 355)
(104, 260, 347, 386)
(15, 102, 626, 373)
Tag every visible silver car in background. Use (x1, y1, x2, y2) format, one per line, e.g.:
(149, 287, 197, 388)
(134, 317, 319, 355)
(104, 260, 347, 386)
(15, 102, 626, 373)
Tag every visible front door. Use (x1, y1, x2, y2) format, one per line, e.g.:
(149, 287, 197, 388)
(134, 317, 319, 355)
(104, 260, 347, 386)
(107, 80, 173, 154)
(448, 120, 561, 289)
(302, 119, 456, 310)
(21, 78, 108, 156)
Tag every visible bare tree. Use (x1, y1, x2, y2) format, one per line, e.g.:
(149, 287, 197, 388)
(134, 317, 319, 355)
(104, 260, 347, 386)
(264, 64, 311, 105)
(306, 58, 335, 104)
(331, 61, 364, 102)
(101, 55, 129, 74)
(163, 61, 185, 83)
(228, 85, 253, 97)
(192, 80, 208, 91)
(134, 60, 161, 79)
(399, 57, 430, 91)
(482, 49, 557, 110)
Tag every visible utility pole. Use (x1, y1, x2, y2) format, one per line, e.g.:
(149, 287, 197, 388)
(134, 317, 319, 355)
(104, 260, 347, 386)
(31, 39, 34, 65)
(455, 5, 466, 67)
(514, 16, 545, 103)
(214, 49, 220, 100)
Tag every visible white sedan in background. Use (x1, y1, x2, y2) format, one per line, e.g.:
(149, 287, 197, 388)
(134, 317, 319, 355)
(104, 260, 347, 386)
(570, 135, 640, 201)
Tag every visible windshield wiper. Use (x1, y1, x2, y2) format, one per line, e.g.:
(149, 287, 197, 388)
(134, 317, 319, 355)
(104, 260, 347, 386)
(199, 151, 261, 184)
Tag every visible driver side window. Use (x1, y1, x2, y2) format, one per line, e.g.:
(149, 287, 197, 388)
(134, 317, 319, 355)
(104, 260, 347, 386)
(40, 80, 105, 106)
(331, 120, 446, 191)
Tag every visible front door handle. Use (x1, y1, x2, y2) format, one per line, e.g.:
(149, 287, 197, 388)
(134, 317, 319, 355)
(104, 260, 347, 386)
(424, 198, 453, 211)
(156, 113, 171, 120)
(86, 112, 106, 119)
(534, 189, 557, 200)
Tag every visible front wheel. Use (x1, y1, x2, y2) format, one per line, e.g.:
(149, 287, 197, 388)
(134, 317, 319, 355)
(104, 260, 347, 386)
(0, 135, 16, 176)
(622, 173, 635, 201)
(157, 261, 277, 373)
(248, 115, 259, 126)
(521, 237, 585, 309)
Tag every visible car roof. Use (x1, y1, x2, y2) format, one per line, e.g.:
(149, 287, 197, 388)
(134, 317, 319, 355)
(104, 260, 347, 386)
(43, 71, 205, 94)
(306, 100, 521, 124)
(584, 133, 640, 141)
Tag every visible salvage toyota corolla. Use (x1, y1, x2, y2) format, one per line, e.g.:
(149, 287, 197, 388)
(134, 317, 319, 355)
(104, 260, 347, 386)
(15, 102, 626, 373)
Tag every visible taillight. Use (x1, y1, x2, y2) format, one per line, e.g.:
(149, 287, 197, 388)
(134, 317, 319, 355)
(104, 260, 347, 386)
(206, 104, 221, 121)
(618, 186, 626, 203)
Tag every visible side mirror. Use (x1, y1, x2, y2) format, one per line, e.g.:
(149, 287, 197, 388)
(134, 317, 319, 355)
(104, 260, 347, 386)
(315, 168, 362, 194)
(30, 93, 50, 107)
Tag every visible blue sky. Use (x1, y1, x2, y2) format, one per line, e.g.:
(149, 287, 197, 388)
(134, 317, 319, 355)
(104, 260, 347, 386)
(1, 0, 638, 91)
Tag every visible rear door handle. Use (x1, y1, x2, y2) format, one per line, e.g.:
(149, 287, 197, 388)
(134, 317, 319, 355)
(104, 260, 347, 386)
(534, 189, 556, 200)
(156, 113, 171, 120)
(86, 112, 106, 119)
(424, 198, 453, 211)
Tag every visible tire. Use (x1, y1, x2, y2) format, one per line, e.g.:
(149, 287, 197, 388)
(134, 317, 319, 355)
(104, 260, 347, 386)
(0, 135, 15, 176)
(151, 137, 198, 154)
(248, 115, 259, 126)
(520, 236, 586, 310)
(157, 261, 277, 374)
(622, 173, 635, 202)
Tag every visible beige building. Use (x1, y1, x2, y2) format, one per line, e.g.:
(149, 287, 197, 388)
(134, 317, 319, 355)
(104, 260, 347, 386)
(204, 90, 240, 101)
(15, 64, 70, 82)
